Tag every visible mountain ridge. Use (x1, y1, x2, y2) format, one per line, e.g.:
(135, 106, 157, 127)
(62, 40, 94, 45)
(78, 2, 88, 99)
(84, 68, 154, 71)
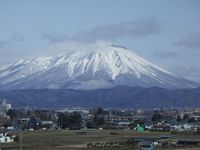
(1, 86, 200, 108)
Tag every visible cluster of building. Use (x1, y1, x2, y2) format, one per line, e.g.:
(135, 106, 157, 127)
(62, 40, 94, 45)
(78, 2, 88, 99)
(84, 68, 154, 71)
(0, 106, 200, 131)
(1, 98, 200, 144)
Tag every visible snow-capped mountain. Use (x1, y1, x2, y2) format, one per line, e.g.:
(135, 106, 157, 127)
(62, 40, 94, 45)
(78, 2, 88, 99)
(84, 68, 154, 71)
(0, 44, 199, 90)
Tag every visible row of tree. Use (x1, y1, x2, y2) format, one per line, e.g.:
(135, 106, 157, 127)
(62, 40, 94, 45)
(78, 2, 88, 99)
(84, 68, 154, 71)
(58, 112, 82, 129)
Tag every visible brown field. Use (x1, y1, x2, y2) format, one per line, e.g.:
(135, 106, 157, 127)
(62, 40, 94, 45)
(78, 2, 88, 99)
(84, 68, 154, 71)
(1, 129, 200, 150)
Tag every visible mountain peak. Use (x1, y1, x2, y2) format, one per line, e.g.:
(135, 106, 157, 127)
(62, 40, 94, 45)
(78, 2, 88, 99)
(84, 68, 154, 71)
(0, 44, 199, 90)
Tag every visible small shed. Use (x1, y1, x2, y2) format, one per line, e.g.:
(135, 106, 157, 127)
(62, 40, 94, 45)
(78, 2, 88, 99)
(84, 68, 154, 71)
(136, 126, 144, 132)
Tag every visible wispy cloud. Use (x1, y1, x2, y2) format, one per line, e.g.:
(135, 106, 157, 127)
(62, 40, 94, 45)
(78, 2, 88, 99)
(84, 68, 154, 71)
(169, 65, 200, 83)
(0, 33, 24, 48)
(80, 17, 162, 41)
(0, 41, 8, 48)
(43, 32, 68, 43)
(175, 33, 200, 49)
(43, 17, 162, 43)
(36, 41, 115, 56)
(153, 51, 178, 58)
(11, 33, 24, 42)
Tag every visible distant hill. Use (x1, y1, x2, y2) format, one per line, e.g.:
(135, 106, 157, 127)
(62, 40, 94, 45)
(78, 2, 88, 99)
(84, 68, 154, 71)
(0, 86, 200, 108)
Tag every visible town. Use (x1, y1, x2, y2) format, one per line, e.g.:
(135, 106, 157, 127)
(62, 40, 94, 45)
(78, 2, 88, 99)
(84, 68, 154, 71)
(1, 99, 200, 150)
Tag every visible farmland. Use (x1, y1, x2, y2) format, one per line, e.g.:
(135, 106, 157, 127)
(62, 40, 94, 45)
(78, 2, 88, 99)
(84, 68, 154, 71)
(1, 129, 200, 150)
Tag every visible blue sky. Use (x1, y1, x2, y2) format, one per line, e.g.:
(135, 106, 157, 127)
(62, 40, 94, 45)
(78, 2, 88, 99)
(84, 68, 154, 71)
(0, 0, 200, 82)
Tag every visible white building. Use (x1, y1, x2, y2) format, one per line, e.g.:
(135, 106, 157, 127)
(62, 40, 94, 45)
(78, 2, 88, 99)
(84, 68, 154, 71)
(0, 133, 15, 143)
(0, 99, 11, 112)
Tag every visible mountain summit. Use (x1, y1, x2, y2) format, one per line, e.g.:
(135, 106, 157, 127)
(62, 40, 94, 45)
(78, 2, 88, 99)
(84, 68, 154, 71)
(0, 44, 198, 90)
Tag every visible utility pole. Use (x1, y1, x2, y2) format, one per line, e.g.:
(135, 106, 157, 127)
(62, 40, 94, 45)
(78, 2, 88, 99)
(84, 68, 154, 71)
(117, 122, 120, 147)
(20, 131, 22, 150)
(20, 120, 23, 150)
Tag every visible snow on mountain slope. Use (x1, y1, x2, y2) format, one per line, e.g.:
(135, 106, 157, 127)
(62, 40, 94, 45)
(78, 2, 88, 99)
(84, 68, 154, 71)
(0, 44, 199, 90)
(0, 57, 54, 85)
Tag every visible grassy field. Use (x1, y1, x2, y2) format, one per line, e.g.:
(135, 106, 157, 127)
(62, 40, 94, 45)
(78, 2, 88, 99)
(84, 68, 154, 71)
(1, 129, 200, 150)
